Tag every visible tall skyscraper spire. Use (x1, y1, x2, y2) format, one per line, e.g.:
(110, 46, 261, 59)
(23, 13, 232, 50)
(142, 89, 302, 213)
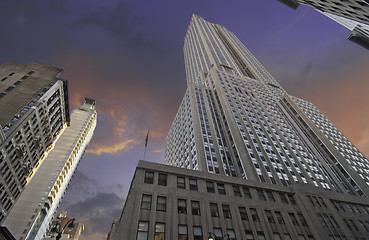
(166, 14, 369, 197)
(111, 15, 369, 240)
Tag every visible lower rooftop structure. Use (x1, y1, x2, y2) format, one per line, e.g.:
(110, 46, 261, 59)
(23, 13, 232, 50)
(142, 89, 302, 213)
(111, 160, 369, 240)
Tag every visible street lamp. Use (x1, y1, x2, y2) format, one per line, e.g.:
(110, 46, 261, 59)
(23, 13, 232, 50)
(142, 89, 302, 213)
(208, 232, 231, 240)
(50, 218, 75, 240)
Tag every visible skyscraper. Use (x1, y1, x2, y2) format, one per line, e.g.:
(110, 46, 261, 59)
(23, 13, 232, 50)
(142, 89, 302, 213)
(111, 15, 369, 240)
(2, 98, 97, 240)
(0, 61, 70, 223)
(166, 14, 369, 198)
(277, 0, 369, 49)
(321, 11, 369, 49)
(277, 0, 369, 25)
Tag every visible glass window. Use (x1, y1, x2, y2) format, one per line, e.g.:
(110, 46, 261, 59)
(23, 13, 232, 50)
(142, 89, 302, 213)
(210, 203, 219, 217)
(239, 206, 248, 221)
(279, 193, 288, 204)
(191, 201, 201, 215)
(154, 223, 165, 240)
(178, 225, 188, 240)
(257, 189, 266, 201)
(257, 232, 266, 240)
(265, 210, 275, 223)
(275, 211, 284, 224)
(298, 235, 306, 240)
(273, 233, 281, 240)
(137, 221, 149, 240)
(284, 234, 292, 240)
(193, 226, 203, 240)
(245, 230, 254, 240)
(177, 177, 186, 189)
(217, 183, 226, 195)
(178, 199, 187, 214)
(214, 228, 222, 238)
(190, 179, 198, 190)
(266, 191, 275, 202)
(250, 208, 260, 222)
(233, 185, 241, 197)
(289, 213, 299, 226)
(207, 181, 215, 193)
(222, 204, 232, 219)
(144, 172, 154, 184)
(158, 173, 167, 186)
(287, 194, 296, 205)
(227, 229, 236, 240)
(242, 187, 252, 199)
(298, 213, 308, 226)
(157, 196, 166, 212)
(141, 194, 151, 210)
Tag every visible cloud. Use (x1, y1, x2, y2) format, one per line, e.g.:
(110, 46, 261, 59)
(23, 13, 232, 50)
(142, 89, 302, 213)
(86, 139, 140, 155)
(64, 192, 124, 240)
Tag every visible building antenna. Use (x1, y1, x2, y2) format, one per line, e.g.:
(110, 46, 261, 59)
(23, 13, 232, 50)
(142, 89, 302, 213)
(143, 129, 149, 160)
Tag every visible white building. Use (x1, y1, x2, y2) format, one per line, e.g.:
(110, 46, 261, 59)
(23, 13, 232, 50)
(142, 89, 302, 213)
(3, 98, 97, 240)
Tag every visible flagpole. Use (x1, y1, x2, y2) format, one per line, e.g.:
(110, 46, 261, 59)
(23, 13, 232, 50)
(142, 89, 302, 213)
(143, 129, 149, 160)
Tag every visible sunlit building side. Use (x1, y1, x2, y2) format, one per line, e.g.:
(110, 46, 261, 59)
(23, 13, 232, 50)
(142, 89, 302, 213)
(3, 98, 97, 240)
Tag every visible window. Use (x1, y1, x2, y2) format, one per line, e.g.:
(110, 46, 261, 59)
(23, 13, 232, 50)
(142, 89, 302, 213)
(5, 86, 14, 92)
(193, 226, 203, 240)
(137, 221, 149, 240)
(154, 223, 165, 240)
(287, 194, 296, 205)
(144, 172, 154, 184)
(250, 208, 259, 222)
(266, 191, 275, 202)
(177, 176, 185, 189)
(178, 225, 188, 240)
(178, 199, 187, 214)
(233, 185, 241, 197)
(210, 203, 219, 217)
(257, 232, 266, 240)
(257, 189, 266, 201)
(157, 196, 166, 212)
(275, 211, 285, 224)
(289, 213, 299, 226)
(279, 193, 288, 204)
(242, 187, 252, 198)
(298, 213, 308, 226)
(265, 210, 275, 223)
(207, 181, 215, 193)
(217, 183, 226, 195)
(214, 228, 223, 238)
(141, 194, 151, 210)
(297, 235, 306, 240)
(191, 201, 201, 215)
(273, 233, 281, 240)
(283, 234, 291, 240)
(158, 173, 167, 186)
(245, 230, 255, 240)
(190, 179, 198, 190)
(222, 204, 232, 218)
(227, 229, 236, 240)
(239, 206, 248, 221)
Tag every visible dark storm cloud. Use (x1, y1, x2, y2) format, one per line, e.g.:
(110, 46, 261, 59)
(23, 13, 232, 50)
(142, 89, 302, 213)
(66, 192, 123, 234)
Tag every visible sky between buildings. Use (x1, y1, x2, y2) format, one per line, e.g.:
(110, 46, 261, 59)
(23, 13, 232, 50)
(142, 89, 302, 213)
(0, 0, 369, 239)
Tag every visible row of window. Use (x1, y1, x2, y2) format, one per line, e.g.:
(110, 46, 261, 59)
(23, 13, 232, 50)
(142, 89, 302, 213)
(144, 171, 297, 204)
(136, 221, 313, 240)
(141, 194, 308, 227)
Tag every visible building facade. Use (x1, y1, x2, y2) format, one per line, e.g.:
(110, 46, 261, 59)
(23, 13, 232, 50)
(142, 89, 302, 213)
(0, 61, 70, 223)
(112, 15, 369, 240)
(2, 99, 97, 240)
(114, 160, 369, 240)
(277, 0, 369, 25)
(320, 11, 369, 49)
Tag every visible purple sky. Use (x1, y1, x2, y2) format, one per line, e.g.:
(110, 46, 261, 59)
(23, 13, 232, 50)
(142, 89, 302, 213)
(1, 0, 369, 239)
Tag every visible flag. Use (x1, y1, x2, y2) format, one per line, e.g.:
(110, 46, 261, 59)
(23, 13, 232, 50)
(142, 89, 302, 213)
(145, 130, 149, 147)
